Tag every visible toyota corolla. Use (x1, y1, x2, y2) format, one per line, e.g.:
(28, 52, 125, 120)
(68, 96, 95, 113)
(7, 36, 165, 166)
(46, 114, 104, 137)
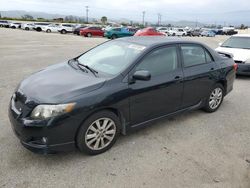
(9, 37, 236, 155)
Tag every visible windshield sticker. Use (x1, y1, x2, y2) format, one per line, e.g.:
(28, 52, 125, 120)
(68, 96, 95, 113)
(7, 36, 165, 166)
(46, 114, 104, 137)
(128, 44, 146, 51)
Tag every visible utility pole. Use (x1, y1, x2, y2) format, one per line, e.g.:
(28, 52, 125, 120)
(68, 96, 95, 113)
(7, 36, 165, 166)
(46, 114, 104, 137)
(158, 13, 162, 26)
(142, 11, 145, 26)
(85, 6, 89, 23)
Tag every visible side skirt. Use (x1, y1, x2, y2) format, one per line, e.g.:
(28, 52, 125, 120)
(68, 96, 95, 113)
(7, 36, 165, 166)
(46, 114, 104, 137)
(126, 101, 203, 133)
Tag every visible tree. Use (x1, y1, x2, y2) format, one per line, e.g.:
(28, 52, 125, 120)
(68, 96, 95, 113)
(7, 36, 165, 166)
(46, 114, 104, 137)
(101, 16, 107, 25)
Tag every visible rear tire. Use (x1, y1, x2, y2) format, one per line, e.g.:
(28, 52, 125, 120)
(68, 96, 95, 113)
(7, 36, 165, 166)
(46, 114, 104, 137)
(25, 27, 29, 31)
(203, 84, 224, 113)
(111, 34, 117, 39)
(46, 29, 51, 33)
(76, 110, 120, 155)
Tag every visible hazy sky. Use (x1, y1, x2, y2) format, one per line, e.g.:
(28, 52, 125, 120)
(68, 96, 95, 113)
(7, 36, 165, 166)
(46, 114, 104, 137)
(1, 0, 250, 23)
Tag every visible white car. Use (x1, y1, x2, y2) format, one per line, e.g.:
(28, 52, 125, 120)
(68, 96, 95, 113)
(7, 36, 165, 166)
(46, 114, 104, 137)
(167, 28, 187, 36)
(57, 24, 74, 34)
(10, 22, 21, 29)
(42, 24, 59, 33)
(156, 27, 169, 34)
(0, 20, 10, 27)
(216, 34, 250, 75)
(21, 23, 35, 30)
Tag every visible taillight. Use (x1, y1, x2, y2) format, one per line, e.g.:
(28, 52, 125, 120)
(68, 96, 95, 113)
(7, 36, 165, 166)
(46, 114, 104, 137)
(233, 63, 238, 71)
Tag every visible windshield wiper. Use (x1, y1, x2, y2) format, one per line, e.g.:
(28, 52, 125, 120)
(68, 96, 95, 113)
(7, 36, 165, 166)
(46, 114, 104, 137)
(72, 58, 98, 77)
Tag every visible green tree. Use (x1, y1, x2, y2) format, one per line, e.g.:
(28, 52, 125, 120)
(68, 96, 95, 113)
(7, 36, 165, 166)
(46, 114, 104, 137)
(101, 16, 107, 25)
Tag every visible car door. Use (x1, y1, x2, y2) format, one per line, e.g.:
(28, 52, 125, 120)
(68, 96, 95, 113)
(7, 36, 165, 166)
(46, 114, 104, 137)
(129, 45, 184, 125)
(180, 44, 219, 108)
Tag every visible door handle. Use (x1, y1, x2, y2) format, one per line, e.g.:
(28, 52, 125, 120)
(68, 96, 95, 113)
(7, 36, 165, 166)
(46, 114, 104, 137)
(210, 67, 215, 71)
(174, 76, 181, 80)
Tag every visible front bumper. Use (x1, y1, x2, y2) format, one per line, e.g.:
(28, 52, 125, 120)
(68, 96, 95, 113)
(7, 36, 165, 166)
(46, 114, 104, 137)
(237, 63, 250, 76)
(8, 98, 80, 154)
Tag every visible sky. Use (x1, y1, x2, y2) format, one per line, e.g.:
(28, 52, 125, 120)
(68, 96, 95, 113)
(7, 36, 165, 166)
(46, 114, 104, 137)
(0, 0, 250, 24)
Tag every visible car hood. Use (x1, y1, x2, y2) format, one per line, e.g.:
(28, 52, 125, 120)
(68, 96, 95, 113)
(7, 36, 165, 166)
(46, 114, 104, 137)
(18, 62, 106, 104)
(215, 47, 250, 62)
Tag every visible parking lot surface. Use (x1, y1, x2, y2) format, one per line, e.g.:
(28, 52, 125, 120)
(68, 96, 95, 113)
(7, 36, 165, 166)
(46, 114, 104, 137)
(1, 28, 250, 188)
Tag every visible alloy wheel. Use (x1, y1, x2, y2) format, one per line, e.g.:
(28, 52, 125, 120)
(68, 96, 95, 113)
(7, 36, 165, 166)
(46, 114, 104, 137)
(85, 118, 116, 151)
(209, 88, 223, 110)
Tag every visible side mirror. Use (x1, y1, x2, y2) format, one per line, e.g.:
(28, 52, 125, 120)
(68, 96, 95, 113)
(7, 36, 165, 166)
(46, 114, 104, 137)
(133, 70, 151, 81)
(219, 42, 222, 46)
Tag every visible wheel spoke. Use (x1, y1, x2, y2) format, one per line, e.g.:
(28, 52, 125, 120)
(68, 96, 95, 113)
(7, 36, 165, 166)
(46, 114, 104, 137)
(95, 121, 101, 130)
(100, 138, 105, 148)
(105, 122, 114, 131)
(87, 137, 97, 145)
(94, 138, 101, 149)
(86, 133, 97, 140)
(89, 126, 98, 133)
(105, 130, 115, 135)
(104, 135, 113, 141)
(102, 119, 109, 129)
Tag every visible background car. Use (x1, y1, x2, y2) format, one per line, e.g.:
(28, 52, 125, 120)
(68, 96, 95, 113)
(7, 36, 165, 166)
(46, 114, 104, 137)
(57, 24, 74, 34)
(201, 30, 216, 37)
(42, 24, 59, 33)
(0, 20, 10, 28)
(167, 28, 187, 36)
(33, 23, 50, 32)
(104, 27, 135, 39)
(134, 27, 165, 36)
(9, 22, 21, 29)
(21, 23, 35, 30)
(187, 29, 201, 37)
(216, 34, 250, 75)
(156, 27, 169, 34)
(73, 26, 86, 35)
(80, 26, 104, 37)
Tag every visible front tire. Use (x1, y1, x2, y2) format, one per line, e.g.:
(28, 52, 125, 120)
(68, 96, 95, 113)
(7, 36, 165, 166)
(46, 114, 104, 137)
(76, 110, 120, 155)
(61, 29, 67, 34)
(203, 84, 224, 113)
(46, 29, 51, 33)
(87, 32, 92, 37)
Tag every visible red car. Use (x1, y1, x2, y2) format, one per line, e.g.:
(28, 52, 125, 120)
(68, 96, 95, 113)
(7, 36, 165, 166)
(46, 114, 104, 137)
(134, 27, 165, 36)
(80, 27, 104, 37)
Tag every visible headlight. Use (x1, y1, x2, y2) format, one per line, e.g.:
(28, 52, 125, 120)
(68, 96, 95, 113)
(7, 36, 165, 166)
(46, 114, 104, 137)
(30, 103, 75, 119)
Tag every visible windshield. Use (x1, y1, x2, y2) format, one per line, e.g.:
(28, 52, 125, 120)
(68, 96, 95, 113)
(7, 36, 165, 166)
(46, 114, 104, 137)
(221, 37, 250, 49)
(77, 41, 146, 75)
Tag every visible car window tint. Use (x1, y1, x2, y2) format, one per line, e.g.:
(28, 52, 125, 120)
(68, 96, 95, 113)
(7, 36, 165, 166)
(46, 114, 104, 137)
(136, 46, 178, 76)
(181, 45, 206, 67)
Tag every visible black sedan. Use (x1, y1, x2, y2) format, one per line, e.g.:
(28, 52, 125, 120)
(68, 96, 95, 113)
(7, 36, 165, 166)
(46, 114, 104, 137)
(9, 37, 236, 155)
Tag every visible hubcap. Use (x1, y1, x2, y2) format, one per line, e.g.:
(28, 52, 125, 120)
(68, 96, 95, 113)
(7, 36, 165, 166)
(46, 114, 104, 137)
(209, 88, 223, 110)
(85, 118, 116, 150)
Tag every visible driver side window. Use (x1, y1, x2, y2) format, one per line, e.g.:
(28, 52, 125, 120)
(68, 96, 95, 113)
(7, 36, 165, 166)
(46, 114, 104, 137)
(136, 46, 178, 77)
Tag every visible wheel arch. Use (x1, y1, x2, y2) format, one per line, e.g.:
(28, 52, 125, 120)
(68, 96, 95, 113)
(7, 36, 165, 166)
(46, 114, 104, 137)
(215, 80, 227, 94)
(75, 107, 127, 142)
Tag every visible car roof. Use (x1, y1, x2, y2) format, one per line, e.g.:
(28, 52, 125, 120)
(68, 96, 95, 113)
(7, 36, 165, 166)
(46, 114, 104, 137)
(117, 36, 202, 47)
(232, 34, 250, 37)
